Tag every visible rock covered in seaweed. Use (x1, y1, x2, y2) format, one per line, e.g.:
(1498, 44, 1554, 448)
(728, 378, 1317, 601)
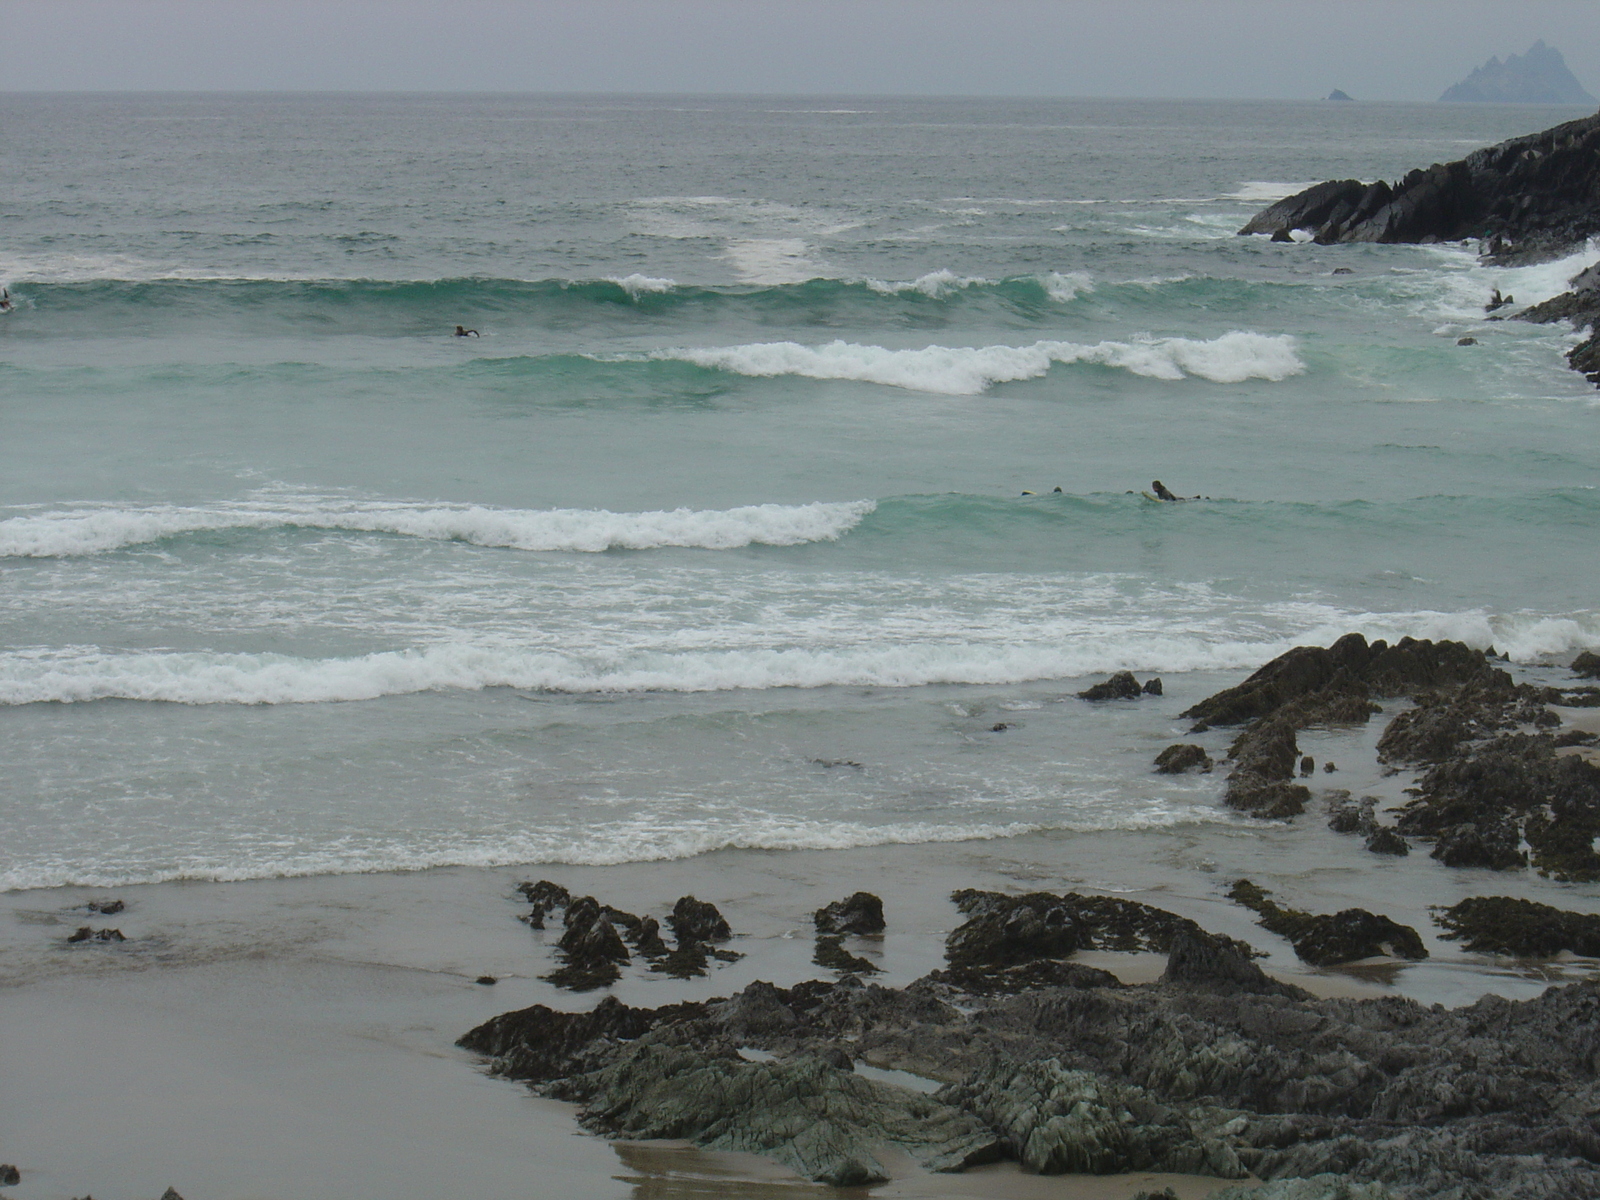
(1228, 880, 1427, 965)
(1154, 743, 1213, 774)
(1434, 895, 1600, 957)
(813, 891, 885, 935)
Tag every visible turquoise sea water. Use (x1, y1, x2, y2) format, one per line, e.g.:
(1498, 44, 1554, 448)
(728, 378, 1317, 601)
(3, 94, 1597, 890)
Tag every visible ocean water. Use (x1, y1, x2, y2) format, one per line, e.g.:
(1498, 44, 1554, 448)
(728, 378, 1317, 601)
(3, 93, 1598, 892)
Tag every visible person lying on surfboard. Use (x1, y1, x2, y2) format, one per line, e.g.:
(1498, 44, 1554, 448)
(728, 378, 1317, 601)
(454, 325, 479, 337)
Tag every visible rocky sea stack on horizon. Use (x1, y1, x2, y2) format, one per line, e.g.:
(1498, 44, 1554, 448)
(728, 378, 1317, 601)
(1439, 41, 1596, 105)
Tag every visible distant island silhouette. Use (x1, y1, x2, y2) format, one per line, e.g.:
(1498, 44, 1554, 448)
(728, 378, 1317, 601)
(1440, 40, 1595, 104)
(1326, 89, 1355, 102)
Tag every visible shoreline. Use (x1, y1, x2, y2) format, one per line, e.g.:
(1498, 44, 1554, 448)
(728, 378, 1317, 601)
(5, 648, 1599, 1199)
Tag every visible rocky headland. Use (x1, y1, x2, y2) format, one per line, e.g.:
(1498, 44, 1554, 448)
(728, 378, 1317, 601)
(462, 637, 1600, 1200)
(1239, 111, 1600, 262)
(1239, 107, 1600, 384)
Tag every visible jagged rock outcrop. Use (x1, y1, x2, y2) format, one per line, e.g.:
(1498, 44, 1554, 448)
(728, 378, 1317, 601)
(552, 1042, 1004, 1186)
(1183, 634, 1498, 820)
(462, 947, 1600, 1197)
(937, 1058, 1247, 1177)
(1240, 111, 1600, 261)
(1440, 41, 1596, 105)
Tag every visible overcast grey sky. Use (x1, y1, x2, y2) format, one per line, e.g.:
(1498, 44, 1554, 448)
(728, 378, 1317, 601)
(4, 1, 1599, 101)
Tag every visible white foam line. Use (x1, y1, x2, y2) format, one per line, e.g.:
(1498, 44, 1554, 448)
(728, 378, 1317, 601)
(650, 332, 1304, 395)
(0, 499, 876, 558)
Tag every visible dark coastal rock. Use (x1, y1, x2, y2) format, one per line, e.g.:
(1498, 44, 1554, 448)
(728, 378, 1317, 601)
(543, 896, 631, 991)
(1185, 635, 1502, 821)
(936, 1059, 1246, 1177)
(651, 940, 710, 978)
(814, 935, 879, 975)
(1326, 790, 1372, 834)
(814, 891, 886, 935)
(1434, 896, 1600, 957)
(1210, 1180, 1397, 1200)
(465, 937, 1600, 1199)
(0, 1164, 18, 1186)
(1239, 109, 1600, 257)
(1160, 927, 1305, 999)
(632, 915, 669, 958)
(945, 891, 1080, 971)
(1573, 650, 1600, 678)
(1457, 336, 1477, 345)
(459, 994, 707, 1083)
(941, 889, 1252, 993)
(1395, 729, 1600, 878)
(667, 895, 732, 944)
(1439, 41, 1596, 105)
(1143, 676, 1163, 696)
(160, 1190, 185, 1200)
(1154, 743, 1212, 774)
(554, 1042, 1004, 1186)
(85, 898, 124, 915)
(475, 975, 497, 985)
(1078, 670, 1144, 701)
(515, 879, 571, 929)
(66, 926, 125, 943)
(1363, 827, 1409, 856)
(1228, 880, 1426, 965)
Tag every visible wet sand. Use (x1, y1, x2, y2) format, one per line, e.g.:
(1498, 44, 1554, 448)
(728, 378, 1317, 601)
(7, 751, 1600, 1200)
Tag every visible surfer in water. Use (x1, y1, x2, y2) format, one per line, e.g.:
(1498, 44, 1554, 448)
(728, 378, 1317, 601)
(1151, 480, 1180, 501)
(0, 289, 12, 313)
(454, 325, 479, 337)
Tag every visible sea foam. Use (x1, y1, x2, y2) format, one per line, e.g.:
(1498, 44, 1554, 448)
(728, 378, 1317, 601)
(652, 331, 1303, 395)
(0, 498, 875, 558)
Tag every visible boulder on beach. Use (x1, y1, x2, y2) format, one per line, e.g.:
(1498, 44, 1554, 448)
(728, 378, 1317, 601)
(813, 935, 879, 975)
(814, 891, 885, 935)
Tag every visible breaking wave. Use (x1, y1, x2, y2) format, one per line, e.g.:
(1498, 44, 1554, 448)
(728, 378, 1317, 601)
(652, 332, 1303, 394)
(0, 498, 875, 558)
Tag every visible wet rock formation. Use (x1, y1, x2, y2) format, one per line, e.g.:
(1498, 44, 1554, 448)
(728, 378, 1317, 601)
(1228, 880, 1426, 966)
(1155, 743, 1213, 774)
(1079, 670, 1147, 700)
(814, 891, 885, 935)
(813, 935, 879, 975)
(66, 926, 125, 943)
(1182, 634, 1505, 820)
(463, 924, 1600, 1197)
(515, 883, 742, 989)
(1433, 896, 1600, 958)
